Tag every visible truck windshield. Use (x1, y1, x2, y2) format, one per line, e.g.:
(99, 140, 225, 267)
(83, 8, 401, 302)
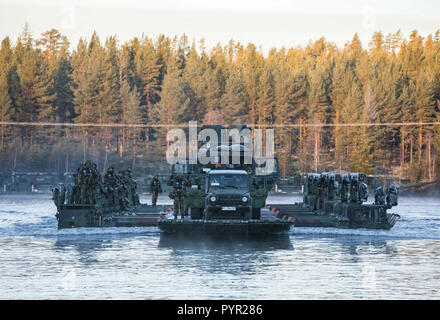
(209, 174, 248, 190)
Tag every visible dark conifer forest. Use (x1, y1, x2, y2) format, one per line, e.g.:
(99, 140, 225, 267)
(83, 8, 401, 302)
(0, 24, 439, 182)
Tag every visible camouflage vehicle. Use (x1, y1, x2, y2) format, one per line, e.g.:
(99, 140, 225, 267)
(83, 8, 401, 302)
(158, 124, 293, 234)
(267, 172, 400, 230)
(169, 124, 279, 221)
(204, 169, 252, 220)
(10, 171, 56, 193)
(10, 172, 33, 192)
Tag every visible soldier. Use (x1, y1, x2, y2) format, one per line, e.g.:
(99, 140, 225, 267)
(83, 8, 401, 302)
(312, 174, 321, 210)
(150, 175, 162, 206)
(327, 174, 335, 201)
(341, 174, 350, 203)
(65, 183, 74, 204)
(374, 186, 386, 205)
(75, 162, 87, 203)
(119, 168, 132, 206)
(115, 171, 130, 210)
(104, 166, 118, 208)
(52, 184, 66, 208)
(87, 162, 102, 204)
(304, 174, 314, 206)
(386, 184, 399, 208)
(349, 174, 359, 203)
(359, 177, 369, 204)
(125, 168, 140, 206)
(52, 186, 60, 208)
(168, 173, 189, 220)
(334, 174, 342, 200)
(318, 173, 328, 209)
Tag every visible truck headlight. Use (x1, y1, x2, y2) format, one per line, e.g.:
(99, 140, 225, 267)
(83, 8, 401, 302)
(242, 196, 248, 202)
(210, 196, 216, 202)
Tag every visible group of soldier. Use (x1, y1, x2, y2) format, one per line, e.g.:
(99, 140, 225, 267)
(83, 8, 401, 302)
(53, 160, 192, 219)
(52, 160, 140, 211)
(304, 172, 399, 210)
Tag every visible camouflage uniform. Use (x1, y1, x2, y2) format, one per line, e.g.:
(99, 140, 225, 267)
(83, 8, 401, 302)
(374, 186, 386, 205)
(120, 169, 132, 206)
(341, 174, 350, 203)
(115, 172, 130, 210)
(168, 173, 189, 220)
(349, 175, 359, 204)
(327, 174, 335, 201)
(386, 184, 399, 208)
(125, 168, 139, 206)
(104, 166, 118, 209)
(150, 175, 162, 206)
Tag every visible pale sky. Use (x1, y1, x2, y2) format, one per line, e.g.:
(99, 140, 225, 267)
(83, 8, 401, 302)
(1, 0, 439, 53)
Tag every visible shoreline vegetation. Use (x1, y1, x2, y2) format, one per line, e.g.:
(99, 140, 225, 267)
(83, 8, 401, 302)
(0, 24, 439, 184)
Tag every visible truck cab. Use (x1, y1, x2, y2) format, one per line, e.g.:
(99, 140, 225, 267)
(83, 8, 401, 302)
(204, 170, 252, 220)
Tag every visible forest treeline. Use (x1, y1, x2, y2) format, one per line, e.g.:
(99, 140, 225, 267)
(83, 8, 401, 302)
(0, 24, 439, 182)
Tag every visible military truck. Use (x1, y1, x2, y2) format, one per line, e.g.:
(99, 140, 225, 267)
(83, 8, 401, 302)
(9, 171, 57, 193)
(158, 124, 294, 234)
(169, 124, 278, 221)
(204, 169, 252, 220)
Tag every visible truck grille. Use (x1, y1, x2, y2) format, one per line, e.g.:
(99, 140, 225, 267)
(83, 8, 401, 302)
(216, 194, 242, 205)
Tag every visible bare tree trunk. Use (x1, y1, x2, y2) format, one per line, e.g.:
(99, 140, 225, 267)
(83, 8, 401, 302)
(419, 123, 423, 163)
(83, 133, 87, 162)
(0, 114, 4, 148)
(314, 130, 319, 172)
(313, 115, 321, 172)
(103, 146, 108, 175)
(132, 134, 137, 168)
(13, 138, 17, 170)
(400, 126, 405, 178)
(145, 127, 149, 154)
(427, 132, 432, 181)
(119, 128, 124, 157)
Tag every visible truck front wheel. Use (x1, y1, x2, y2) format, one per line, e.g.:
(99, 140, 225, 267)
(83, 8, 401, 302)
(252, 208, 261, 220)
(190, 208, 203, 219)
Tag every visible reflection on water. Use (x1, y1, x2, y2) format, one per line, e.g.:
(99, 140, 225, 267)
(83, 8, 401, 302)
(158, 234, 293, 276)
(0, 194, 439, 299)
(158, 233, 293, 250)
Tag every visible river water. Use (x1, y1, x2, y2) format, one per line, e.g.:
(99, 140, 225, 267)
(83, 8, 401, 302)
(0, 193, 439, 299)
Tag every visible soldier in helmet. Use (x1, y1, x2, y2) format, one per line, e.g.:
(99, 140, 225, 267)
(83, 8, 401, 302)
(327, 174, 335, 201)
(126, 168, 140, 206)
(340, 174, 350, 203)
(87, 162, 102, 204)
(104, 166, 117, 209)
(358, 173, 369, 204)
(150, 174, 162, 206)
(115, 170, 130, 210)
(120, 168, 132, 206)
(386, 184, 399, 208)
(374, 186, 386, 205)
(168, 173, 190, 220)
(349, 174, 359, 204)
